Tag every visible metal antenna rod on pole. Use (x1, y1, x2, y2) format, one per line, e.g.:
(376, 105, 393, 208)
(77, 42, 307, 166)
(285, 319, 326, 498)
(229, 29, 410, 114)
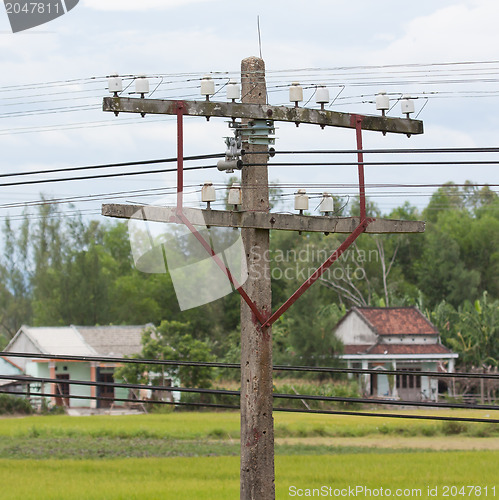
(240, 56, 275, 500)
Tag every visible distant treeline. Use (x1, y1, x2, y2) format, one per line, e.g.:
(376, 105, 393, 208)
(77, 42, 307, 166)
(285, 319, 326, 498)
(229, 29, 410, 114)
(1, 182, 498, 370)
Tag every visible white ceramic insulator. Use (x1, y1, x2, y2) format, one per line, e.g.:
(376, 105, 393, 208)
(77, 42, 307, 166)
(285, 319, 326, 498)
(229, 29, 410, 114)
(376, 91, 390, 111)
(315, 86, 329, 104)
(319, 193, 334, 213)
(201, 183, 216, 203)
(135, 77, 149, 94)
(108, 76, 123, 93)
(226, 79, 240, 101)
(201, 75, 215, 96)
(401, 96, 415, 115)
(289, 82, 303, 103)
(294, 189, 309, 211)
(228, 185, 242, 205)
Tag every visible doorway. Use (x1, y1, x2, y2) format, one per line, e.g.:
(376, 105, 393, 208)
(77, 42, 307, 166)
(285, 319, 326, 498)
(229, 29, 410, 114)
(55, 374, 70, 407)
(97, 369, 115, 408)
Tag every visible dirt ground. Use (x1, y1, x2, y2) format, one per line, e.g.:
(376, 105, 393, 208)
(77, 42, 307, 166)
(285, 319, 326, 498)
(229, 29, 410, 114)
(276, 436, 499, 450)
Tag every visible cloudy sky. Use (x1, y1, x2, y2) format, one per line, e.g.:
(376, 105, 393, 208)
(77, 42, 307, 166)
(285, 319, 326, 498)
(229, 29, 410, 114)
(1, 0, 499, 223)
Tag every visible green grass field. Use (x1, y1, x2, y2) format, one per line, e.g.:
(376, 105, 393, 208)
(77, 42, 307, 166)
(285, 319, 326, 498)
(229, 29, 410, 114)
(0, 410, 497, 499)
(1, 409, 497, 440)
(0, 452, 497, 499)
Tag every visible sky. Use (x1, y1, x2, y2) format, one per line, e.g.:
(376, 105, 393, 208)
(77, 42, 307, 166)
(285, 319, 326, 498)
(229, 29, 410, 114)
(1, 0, 499, 225)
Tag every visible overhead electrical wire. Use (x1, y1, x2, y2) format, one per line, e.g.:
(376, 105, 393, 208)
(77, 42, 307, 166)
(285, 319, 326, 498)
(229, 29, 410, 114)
(3, 147, 499, 183)
(0, 185, 197, 210)
(0, 352, 499, 423)
(4, 60, 499, 125)
(4, 351, 499, 380)
(2, 385, 498, 424)
(0, 163, 220, 188)
(0, 153, 224, 180)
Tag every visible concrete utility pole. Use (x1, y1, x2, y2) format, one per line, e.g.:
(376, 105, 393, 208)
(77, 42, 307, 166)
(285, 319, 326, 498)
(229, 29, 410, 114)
(101, 58, 425, 500)
(239, 56, 274, 500)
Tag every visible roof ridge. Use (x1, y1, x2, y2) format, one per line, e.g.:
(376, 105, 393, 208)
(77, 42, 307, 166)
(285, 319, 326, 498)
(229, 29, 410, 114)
(69, 325, 98, 355)
(352, 307, 379, 335)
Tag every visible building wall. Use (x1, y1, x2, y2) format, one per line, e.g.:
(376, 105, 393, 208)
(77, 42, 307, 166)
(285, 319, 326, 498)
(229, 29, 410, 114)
(381, 335, 438, 345)
(395, 361, 439, 402)
(0, 357, 22, 376)
(59, 362, 92, 408)
(374, 370, 391, 397)
(355, 360, 440, 402)
(26, 361, 92, 408)
(335, 312, 377, 345)
(5, 332, 40, 370)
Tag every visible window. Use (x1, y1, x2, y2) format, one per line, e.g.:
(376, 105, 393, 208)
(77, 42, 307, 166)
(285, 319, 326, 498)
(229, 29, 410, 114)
(396, 368, 421, 390)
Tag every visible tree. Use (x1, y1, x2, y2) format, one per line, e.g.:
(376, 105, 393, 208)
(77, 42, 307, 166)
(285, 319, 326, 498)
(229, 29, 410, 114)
(116, 321, 215, 390)
(0, 215, 32, 338)
(428, 292, 499, 370)
(275, 284, 345, 368)
(450, 292, 499, 369)
(416, 229, 480, 308)
(417, 183, 499, 307)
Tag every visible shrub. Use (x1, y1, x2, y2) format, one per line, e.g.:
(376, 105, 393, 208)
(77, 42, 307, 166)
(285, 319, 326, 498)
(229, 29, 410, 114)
(467, 423, 499, 438)
(0, 394, 33, 415)
(273, 381, 361, 410)
(148, 402, 175, 414)
(208, 428, 227, 439)
(442, 420, 469, 435)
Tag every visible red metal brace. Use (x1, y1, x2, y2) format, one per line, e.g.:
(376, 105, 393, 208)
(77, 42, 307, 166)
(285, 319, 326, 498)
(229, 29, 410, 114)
(174, 101, 265, 324)
(174, 103, 371, 328)
(262, 116, 372, 327)
(176, 101, 184, 212)
(263, 218, 370, 327)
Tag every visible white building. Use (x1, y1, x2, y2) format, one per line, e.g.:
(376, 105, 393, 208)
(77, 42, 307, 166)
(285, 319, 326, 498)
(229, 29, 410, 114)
(2, 325, 150, 408)
(334, 307, 458, 401)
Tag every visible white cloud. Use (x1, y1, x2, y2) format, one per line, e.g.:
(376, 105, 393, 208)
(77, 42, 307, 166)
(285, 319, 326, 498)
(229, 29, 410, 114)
(82, 0, 216, 11)
(374, 0, 499, 63)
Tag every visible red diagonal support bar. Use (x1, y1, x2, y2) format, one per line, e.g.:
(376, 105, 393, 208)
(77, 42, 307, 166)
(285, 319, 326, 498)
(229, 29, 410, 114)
(176, 101, 185, 211)
(173, 101, 265, 324)
(176, 211, 266, 325)
(172, 102, 371, 329)
(264, 219, 372, 327)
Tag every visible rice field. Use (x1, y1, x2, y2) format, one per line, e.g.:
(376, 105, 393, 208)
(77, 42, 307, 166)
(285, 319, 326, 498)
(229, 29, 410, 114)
(0, 452, 497, 499)
(0, 410, 497, 499)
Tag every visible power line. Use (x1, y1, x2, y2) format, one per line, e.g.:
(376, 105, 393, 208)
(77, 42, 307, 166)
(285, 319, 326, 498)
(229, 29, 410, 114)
(0, 163, 219, 188)
(0, 153, 224, 180)
(251, 147, 499, 154)
(256, 160, 499, 167)
(1, 375, 498, 423)
(3, 351, 498, 380)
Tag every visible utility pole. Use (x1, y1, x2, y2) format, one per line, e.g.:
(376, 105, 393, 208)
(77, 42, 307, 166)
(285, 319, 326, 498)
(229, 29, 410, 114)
(101, 59, 424, 500)
(239, 56, 274, 499)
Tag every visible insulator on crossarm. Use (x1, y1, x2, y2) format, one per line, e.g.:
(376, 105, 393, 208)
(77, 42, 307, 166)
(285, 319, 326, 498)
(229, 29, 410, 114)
(135, 76, 149, 98)
(226, 79, 240, 102)
(201, 182, 216, 209)
(315, 85, 329, 111)
(228, 183, 242, 211)
(376, 90, 390, 116)
(108, 74, 123, 96)
(201, 75, 215, 101)
(319, 192, 334, 216)
(294, 189, 309, 215)
(401, 95, 415, 118)
(289, 82, 303, 108)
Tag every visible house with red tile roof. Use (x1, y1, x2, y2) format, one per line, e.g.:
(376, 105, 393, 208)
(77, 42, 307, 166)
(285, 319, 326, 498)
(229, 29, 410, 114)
(334, 307, 458, 401)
